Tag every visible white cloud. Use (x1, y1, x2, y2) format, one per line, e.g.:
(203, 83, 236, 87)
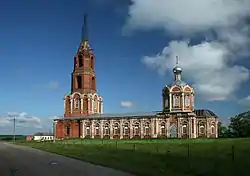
(125, 0, 250, 101)
(120, 101, 134, 108)
(238, 96, 250, 106)
(0, 112, 42, 128)
(142, 41, 249, 100)
(126, 0, 250, 34)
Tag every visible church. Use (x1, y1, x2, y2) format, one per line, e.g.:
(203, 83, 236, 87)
(53, 15, 219, 139)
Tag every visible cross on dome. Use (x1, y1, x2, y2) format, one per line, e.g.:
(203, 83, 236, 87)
(176, 55, 179, 65)
(173, 56, 182, 74)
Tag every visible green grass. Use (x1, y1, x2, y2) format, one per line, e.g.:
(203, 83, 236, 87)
(16, 138, 250, 176)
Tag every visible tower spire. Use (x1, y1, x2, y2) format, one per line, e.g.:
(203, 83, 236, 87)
(79, 14, 90, 51)
(173, 55, 182, 81)
(82, 14, 88, 41)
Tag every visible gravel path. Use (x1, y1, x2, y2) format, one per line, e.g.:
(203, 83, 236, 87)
(0, 142, 134, 176)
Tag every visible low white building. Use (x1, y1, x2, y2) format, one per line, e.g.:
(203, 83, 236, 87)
(33, 135, 54, 141)
(33, 132, 54, 141)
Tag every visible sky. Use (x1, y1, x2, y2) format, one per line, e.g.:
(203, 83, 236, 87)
(0, 0, 250, 135)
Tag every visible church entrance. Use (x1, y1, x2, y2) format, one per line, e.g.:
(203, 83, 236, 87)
(170, 125, 177, 138)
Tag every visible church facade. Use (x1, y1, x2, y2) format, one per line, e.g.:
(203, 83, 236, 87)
(54, 15, 219, 139)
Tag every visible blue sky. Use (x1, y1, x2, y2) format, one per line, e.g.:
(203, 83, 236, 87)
(0, 0, 250, 134)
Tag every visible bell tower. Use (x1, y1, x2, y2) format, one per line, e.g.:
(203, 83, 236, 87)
(72, 15, 96, 94)
(162, 56, 194, 113)
(64, 14, 103, 118)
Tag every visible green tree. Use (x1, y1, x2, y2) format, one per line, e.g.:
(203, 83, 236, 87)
(228, 113, 250, 138)
(218, 121, 231, 138)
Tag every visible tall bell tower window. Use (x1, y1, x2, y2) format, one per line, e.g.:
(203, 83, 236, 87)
(77, 75, 82, 89)
(79, 55, 83, 67)
(91, 77, 95, 90)
(91, 56, 94, 69)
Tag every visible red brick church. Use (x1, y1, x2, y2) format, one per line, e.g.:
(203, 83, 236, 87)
(53, 15, 219, 139)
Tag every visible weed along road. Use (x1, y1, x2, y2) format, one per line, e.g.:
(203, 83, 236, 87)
(0, 142, 134, 176)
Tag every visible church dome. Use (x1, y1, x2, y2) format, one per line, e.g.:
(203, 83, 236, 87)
(173, 66, 182, 74)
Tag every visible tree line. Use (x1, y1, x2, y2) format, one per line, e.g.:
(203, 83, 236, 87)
(219, 111, 250, 138)
(0, 135, 26, 141)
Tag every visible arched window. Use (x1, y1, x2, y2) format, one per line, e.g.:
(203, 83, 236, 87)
(182, 125, 187, 134)
(185, 95, 191, 106)
(170, 125, 177, 138)
(95, 124, 100, 135)
(211, 125, 215, 134)
(104, 123, 110, 135)
(144, 122, 150, 135)
(74, 98, 80, 109)
(173, 95, 180, 106)
(66, 126, 70, 136)
(85, 122, 91, 136)
(114, 123, 119, 135)
(86, 126, 90, 135)
(134, 123, 140, 136)
(199, 126, 205, 134)
(161, 122, 166, 135)
(123, 123, 129, 135)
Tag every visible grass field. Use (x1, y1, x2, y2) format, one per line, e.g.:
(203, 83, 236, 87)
(16, 138, 250, 176)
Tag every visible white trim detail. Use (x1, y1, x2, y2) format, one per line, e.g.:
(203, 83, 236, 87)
(71, 92, 82, 98)
(70, 99, 73, 113)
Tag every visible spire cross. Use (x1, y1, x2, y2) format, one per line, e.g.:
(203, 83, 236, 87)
(176, 56, 179, 66)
